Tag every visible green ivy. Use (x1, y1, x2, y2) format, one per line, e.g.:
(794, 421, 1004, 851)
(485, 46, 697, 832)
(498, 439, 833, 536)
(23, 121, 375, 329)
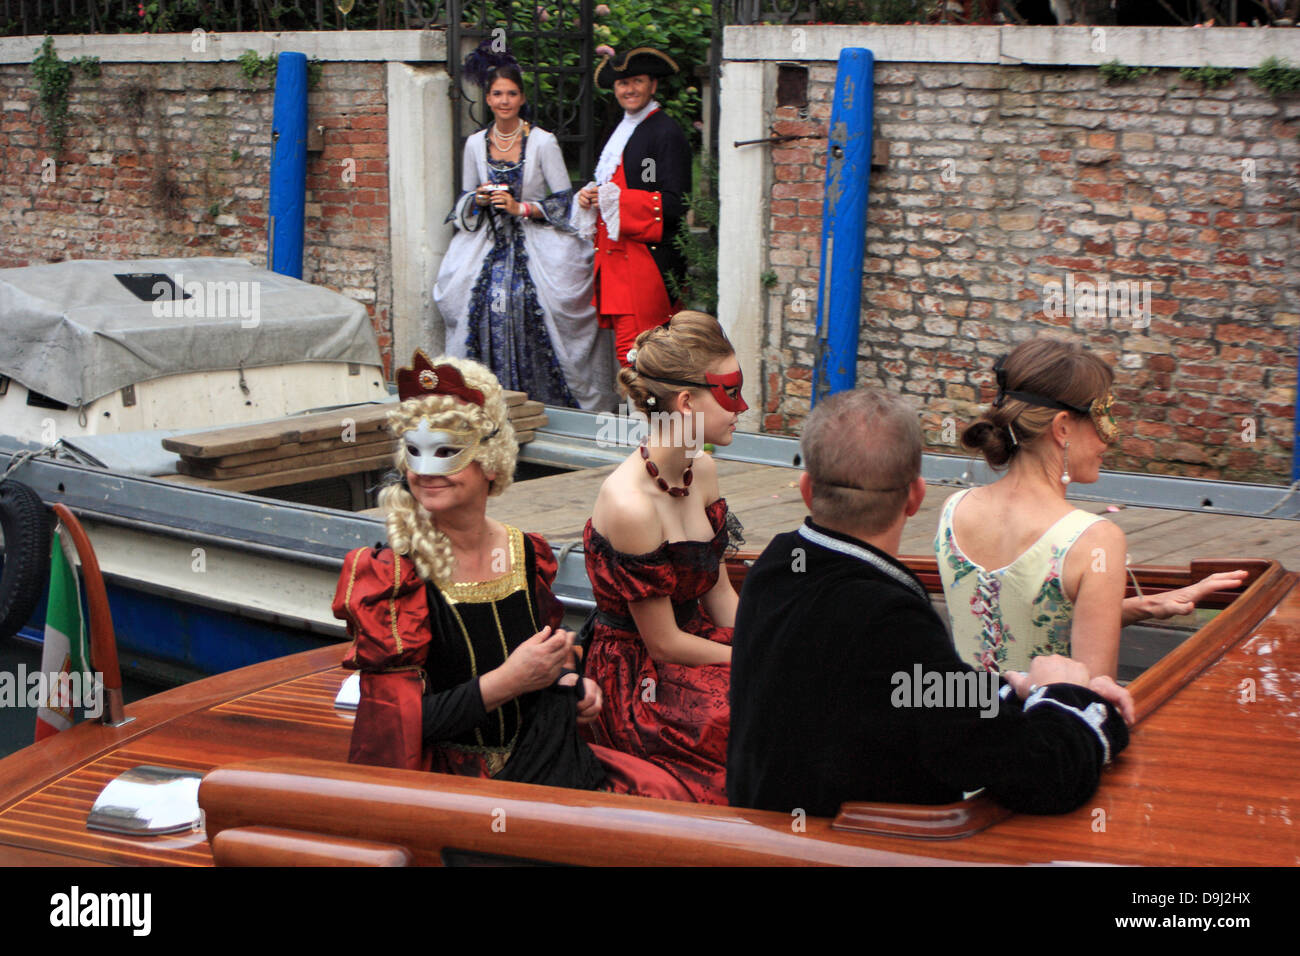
(238, 50, 277, 83)
(1098, 60, 1158, 85)
(592, 1, 711, 143)
(1178, 65, 1235, 89)
(238, 50, 324, 89)
(667, 154, 719, 314)
(818, 0, 930, 22)
(31, 37, 98, 154)
(1247, 57, 1300, 97)
(760, 269, 778, 289)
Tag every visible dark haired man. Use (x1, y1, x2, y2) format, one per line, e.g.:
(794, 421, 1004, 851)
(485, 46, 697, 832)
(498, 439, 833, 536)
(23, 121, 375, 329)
(727, 387, 1134, 818)
(577, 47, 692, 366)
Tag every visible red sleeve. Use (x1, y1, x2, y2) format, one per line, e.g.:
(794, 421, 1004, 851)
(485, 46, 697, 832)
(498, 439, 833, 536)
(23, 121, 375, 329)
(525, 532, 566, 631)
(582, 523, 679, 605)
(618, 188, 665, 244)
(335, 547, 434, 772)
(335, 547, 433, 670)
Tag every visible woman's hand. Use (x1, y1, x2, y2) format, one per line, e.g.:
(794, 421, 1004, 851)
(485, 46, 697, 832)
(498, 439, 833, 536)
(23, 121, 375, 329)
(488, 189, 520, 216)
(1006, 654, 1091, 699)
(554, 673, 602, 723)
(1005, 655, 1135, 726)
(1088, 675, 1135, 726)
(481, 626, 574, 709)
(1123, 570, 1249, 624)
(475, 184, 493, 208)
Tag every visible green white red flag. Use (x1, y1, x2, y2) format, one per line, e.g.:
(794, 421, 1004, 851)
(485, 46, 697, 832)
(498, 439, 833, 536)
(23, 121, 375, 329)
(34, 529, 91, 741)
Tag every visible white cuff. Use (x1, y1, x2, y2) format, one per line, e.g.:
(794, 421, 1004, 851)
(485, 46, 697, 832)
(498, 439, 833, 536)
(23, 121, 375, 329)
(598, 182, 622, 241)
(570, 181, 598, 240)
(1024, 688, 1113, 764)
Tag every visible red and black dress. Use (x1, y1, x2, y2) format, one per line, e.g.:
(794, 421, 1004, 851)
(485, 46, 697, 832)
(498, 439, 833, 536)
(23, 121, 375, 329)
(582, 498, 740, 804)
(334, 526, 688, 797)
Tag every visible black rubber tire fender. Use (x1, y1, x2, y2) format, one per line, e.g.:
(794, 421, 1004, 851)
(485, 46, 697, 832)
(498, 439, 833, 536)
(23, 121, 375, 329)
(0, 480, 53, 639)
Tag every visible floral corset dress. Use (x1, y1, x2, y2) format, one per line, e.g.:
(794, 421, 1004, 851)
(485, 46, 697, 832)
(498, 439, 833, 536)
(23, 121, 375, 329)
(581, 498, 743, 805)
(463, 129, 576, 407)
(935, 488, 1104, 673)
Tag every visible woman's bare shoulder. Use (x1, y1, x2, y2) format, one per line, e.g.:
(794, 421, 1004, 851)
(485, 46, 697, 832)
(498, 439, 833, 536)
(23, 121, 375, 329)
(591, 468, 665, 555)
(691, 451, 721, 503)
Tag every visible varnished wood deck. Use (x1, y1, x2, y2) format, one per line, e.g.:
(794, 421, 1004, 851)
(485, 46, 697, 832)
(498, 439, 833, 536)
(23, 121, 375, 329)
(1, 566, 1296, 865)
(479, 460, 1300, 566)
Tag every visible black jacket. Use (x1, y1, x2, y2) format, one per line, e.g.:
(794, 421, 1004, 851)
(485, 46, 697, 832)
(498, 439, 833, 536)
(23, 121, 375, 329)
(727, 519, 1129, 818)
(613, 109, 692, 295)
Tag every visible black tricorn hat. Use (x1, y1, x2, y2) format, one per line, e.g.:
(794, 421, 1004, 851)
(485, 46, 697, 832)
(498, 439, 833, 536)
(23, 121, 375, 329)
(595, 47, 680, 89)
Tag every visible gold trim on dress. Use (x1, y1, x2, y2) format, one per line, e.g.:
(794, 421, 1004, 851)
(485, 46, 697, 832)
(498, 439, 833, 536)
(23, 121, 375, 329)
(390, 551, 403, 655)
(441, 526, 528, 604)
(446, 601, 488, 749)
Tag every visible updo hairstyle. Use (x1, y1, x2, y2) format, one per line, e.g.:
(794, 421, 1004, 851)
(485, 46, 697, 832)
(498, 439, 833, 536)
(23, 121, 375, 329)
(962, 338, 1113, 469)
(617, 311, 737, 417)
(485, 63, 525, 96)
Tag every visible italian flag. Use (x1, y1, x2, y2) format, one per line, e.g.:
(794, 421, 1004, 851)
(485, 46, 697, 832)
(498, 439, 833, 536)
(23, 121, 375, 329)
(34, 529, 90, 741)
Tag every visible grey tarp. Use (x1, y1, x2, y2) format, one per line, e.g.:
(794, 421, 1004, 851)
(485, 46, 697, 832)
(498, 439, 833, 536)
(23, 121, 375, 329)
(0, 257, 382, 407)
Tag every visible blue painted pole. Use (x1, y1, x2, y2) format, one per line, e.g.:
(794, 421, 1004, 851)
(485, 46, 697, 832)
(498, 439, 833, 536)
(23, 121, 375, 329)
(812, 48, 874, 406)
(269, 52, 308, 279)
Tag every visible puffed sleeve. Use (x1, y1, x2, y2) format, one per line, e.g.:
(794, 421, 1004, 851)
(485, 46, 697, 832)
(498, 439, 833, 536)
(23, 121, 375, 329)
(525, 531, 566, 630)
(583, 522, 679, 605)
(334, 546, 433, 669)
(333, 546, 434, 770)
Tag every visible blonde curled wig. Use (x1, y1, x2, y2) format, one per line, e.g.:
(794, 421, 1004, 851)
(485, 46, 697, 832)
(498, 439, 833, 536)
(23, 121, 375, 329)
(378, 355, 518, 583)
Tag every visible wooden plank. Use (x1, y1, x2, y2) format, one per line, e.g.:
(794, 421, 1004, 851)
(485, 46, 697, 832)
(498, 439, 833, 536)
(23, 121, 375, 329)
(179, 439, 398, 479)
(197, 430, 395, 469)
(502, 390, 526, 407)
(161, 453, 395, 493)
(164, 404, 393, 459)
(511, 400, 544, 419)
(508, 414, 548, 433)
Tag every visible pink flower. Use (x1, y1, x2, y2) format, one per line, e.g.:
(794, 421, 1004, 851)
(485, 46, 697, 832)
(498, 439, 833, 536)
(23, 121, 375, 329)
(595, 3, 611, 14)
(137, 2, 145, 15)
(595, 44, 616, 58)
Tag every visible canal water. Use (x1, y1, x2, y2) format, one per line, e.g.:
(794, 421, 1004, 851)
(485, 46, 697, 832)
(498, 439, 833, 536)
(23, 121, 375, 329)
(0, 635, 160, 759)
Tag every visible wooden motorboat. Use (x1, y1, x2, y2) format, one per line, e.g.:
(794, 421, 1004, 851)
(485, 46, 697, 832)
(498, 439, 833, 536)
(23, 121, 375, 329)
(0, 507, 1293, 866)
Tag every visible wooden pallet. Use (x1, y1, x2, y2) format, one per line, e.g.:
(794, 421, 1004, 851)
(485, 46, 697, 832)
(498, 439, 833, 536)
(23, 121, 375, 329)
(162, 394, 547, 490)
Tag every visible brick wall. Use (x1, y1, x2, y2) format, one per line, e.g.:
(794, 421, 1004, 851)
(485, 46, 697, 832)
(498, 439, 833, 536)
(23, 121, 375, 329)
(762, 63, 1298, 483)
(0, 61, 394, 376)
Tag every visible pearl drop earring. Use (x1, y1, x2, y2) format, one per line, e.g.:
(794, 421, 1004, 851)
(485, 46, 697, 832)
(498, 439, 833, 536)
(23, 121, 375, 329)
(1061, 441, 1071, 485)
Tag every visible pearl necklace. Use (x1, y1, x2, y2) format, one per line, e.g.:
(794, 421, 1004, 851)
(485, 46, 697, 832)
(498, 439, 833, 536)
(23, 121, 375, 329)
(640, 443, 692, 497)
(491, 122, 523, 150)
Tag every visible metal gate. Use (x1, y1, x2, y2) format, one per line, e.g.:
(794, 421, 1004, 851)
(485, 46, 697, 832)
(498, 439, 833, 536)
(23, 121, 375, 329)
(447, 0, 596, 191)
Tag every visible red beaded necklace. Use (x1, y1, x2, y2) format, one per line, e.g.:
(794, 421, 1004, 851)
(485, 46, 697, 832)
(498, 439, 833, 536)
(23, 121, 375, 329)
(640, 443, 692, 497)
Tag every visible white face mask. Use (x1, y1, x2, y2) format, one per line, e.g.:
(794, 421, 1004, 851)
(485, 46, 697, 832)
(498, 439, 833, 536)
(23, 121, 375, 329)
(402, 421, 483, 476)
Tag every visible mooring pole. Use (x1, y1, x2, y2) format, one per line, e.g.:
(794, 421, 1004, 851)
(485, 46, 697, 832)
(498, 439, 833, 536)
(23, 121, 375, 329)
(812, 47, 874, 406)
(269, 52, 308, 279)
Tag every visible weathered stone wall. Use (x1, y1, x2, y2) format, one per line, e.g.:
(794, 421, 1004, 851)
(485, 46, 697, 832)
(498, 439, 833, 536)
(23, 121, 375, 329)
(761, 62, 1298, 483)
(0, 60, 395, 374)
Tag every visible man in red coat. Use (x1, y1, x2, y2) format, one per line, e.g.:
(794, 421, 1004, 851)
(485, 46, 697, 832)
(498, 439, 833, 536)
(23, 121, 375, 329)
(577, 48, 693, 366)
